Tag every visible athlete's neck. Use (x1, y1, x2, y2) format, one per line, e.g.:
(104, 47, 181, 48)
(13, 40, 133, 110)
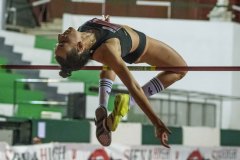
(78, 32, 97, 51)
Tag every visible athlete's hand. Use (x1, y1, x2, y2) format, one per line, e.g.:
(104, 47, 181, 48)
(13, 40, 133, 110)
(102, 15, 110, 22)
(154, 119, 171, 148)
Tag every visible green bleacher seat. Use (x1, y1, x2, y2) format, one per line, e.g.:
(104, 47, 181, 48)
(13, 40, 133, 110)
(0, 86, 44, 103)
(16, 104, 65, 118)
(0, 72, 25, 89)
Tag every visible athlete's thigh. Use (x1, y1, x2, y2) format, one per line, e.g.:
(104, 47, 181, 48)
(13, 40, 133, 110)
(137, 36, 186, 67)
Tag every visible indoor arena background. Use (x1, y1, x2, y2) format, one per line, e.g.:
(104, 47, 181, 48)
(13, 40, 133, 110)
(1, 0, 240, 159)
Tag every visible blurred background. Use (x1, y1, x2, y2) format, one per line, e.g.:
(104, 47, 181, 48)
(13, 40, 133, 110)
(1, 0, 240, 159)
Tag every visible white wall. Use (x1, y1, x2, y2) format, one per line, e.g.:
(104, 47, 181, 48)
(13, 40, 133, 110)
(63, 14, 240, 129)
(230, 24, 240, 128)
(183, 127, 220, 147)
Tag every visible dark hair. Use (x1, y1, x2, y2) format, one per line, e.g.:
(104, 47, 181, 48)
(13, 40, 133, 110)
(55, 48, 91, 78)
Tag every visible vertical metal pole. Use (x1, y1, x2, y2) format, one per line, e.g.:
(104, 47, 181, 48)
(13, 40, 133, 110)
(160, 99, 163, 119)
(168, 93, 171, 124)
(187, 95, 190, 126)
(101, 0, 106, 15)
(219, 98, 223, 128)
(202, 98, 208, 126)
(167, 4, 171, 18)
(175, 101, 178, 125)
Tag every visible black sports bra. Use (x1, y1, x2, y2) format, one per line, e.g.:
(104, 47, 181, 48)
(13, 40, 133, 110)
(77, 18, 132, 58)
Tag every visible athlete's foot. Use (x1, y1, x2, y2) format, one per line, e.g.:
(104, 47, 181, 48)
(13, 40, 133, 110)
(95, 106, 111, 146)
(106, 94, 130, 131)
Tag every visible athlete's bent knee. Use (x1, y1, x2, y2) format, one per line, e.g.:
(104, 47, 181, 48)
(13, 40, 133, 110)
(100, 70, 116, 80)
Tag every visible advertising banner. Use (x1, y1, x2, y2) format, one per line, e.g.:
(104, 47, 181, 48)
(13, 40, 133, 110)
(0, 142, 240, 160)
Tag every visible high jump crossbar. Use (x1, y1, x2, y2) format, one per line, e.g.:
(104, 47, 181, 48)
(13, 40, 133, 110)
(1, 65, 240, 71)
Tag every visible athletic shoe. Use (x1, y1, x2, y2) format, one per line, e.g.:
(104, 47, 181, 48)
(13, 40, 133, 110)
(95, 106, 111, 146)
(106, 94, 130, 131)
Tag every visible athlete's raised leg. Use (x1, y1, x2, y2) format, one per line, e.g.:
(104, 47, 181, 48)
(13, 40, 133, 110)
(95, 69, 116, 146)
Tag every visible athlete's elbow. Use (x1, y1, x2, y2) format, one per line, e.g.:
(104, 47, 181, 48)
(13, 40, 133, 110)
(178, 70, 187, 80)
(177, 63, 188, 80)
